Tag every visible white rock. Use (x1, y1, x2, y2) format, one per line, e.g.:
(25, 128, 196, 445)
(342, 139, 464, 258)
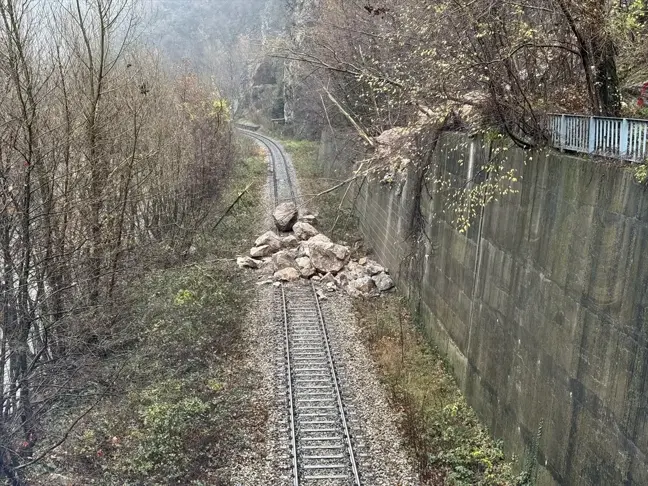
(250, 245, 272, 258)
(296, 256, 316, 278)
(365, 259, 385, 276)
(308, 233, 332, 245)
(372, 272, 395, 291)
(293, 221, 319, 240)
(274, 267, 301, 282)
(272, 250, 299, 271)
(305, 235, 350, 273)
(359, 257, 368, 265)
(255, 231, 282, 251)
(316, 289, 328, 300)
(237, 256, 259, 269)
(345, 261, 369, 279)
(349, 276, 376, 294)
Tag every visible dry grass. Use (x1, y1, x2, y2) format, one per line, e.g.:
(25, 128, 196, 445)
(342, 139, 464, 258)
(355, 296, 525, 486)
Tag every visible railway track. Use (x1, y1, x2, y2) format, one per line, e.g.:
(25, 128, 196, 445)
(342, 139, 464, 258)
(279, 283, 361, 485)
(239, 128, 296, 207)
(240, 127, 362, 485)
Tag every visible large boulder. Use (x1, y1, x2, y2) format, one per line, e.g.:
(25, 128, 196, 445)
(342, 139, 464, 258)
(293, 221, 319, 241)
(296, 256, 316, 278)
(255, 231, 282, 252)
(372, 272, 395, 291)
(274, 267, 300, 282)
(273, 202, 299, 232)
(250, 245, 272, 258)
(272, 250, 299, 271)
(304, 234, 350, 273)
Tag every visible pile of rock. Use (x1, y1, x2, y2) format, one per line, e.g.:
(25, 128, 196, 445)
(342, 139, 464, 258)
(237, 217, 395, 297)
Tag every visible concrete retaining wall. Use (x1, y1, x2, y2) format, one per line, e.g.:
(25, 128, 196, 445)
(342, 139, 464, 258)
(320, 130, 648, 485)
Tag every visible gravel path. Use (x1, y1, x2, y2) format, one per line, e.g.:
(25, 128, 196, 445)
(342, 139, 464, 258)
(231, 132, 417, 485)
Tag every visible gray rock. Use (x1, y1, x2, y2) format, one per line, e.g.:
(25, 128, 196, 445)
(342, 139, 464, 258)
(281, 235, 300, 249)
(345, 261, 369, 280)
(296, 256, 316, 278)
(372, 272, 395, 291)
(274, 267, 301, 282)
(237, 256, 260, 269)
(349, 276, 376, 294)
(272, 250, 299, 271)
(309, 233, 332, 244)
(365, 259, 385, 276)
(255, 231, 282, 252)
(250, 245, 272, 258)
(273, 202, 299, 232)
(359, 257, 368, 265)
(293, 221, 319, 240)
(305, 234, 350, 273)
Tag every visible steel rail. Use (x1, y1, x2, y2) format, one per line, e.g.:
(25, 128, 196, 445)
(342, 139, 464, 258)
(259, 133, 296, 204)
(311, 283, 361, 485)
(281, 285, 300, 486)
(239, 129, 296, 207)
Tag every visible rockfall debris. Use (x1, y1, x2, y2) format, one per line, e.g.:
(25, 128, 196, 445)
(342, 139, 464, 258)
(240, 211, 395, 297)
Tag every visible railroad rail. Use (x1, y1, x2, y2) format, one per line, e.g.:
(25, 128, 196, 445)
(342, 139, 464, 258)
(239, 128, 297, 207)
(279, 283, 361, 485)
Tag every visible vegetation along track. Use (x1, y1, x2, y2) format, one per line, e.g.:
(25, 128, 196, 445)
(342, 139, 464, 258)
(239, 128, 297, 207)
(239, 127, 362, 484)
(278, 283, 361, 485)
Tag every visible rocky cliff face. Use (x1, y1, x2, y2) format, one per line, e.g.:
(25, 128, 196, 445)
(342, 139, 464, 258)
(246, 0, 320, 127)
(282, 0, 320, 125)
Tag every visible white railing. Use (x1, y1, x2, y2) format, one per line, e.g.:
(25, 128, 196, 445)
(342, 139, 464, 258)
(549, 114, 648, 163)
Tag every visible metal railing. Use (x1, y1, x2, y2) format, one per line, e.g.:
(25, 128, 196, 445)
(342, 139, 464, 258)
(549, 114, 648, 163)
